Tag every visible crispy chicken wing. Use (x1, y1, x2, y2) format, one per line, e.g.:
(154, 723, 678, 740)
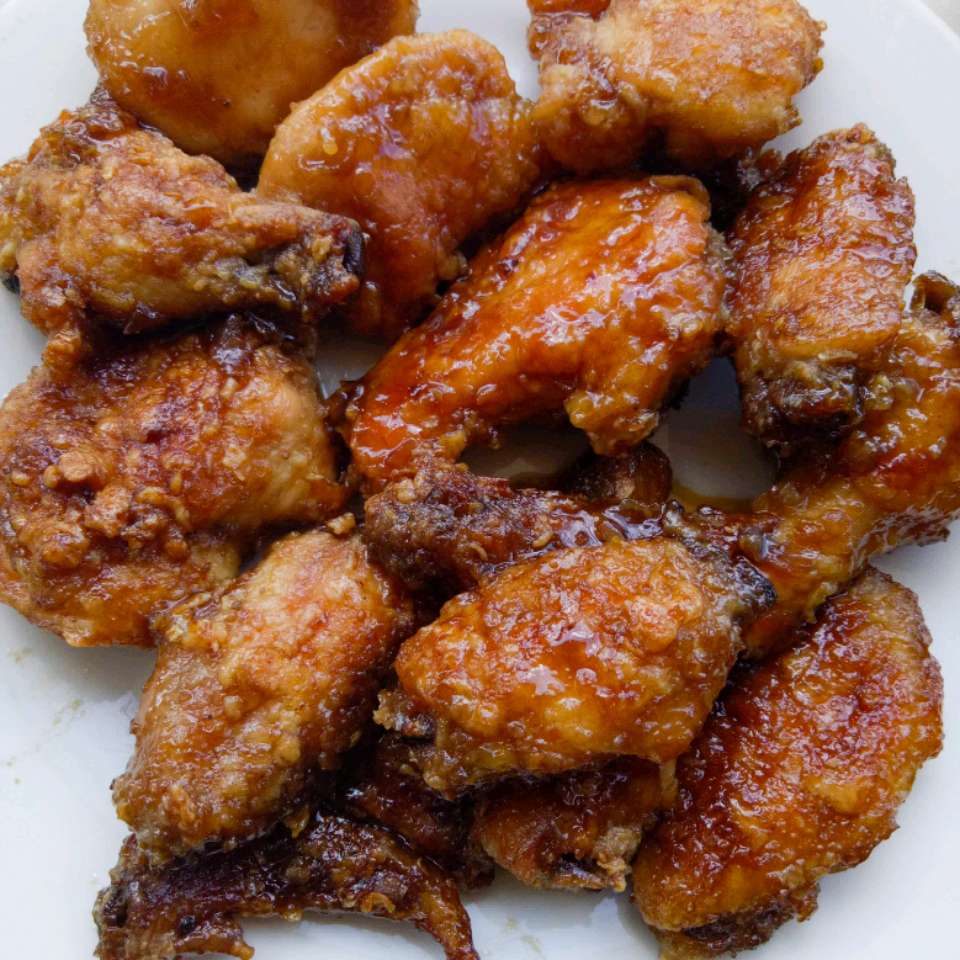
(473, 758, 673, 892)
(259, 31, 541, 340)
(113, 530, 414, 862)
(376, 522, 771, 795)
(85, 0, 419, 167)
(743, 273, 960, 655)
(0, 316, 346, 647)
(528, 0, 824, 173)
(94, 813, 478, 960)
(729, 127, 917, 449)
(0, 92, 361, 338)
(344, 178, 727, 489)
(633, 569, 943, 957)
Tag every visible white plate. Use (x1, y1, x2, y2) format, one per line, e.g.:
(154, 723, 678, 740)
(1, 1, 958, 958)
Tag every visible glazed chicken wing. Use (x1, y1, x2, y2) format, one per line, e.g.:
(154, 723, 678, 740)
(259, 30, 541, 339)
(85, 0, 418, 167)
(633, 569, 943, 957)
(344, 177, 727, 489)
(95, 812, 478, 960)
(113, 530, 414, 862)
(729, 127, 916, 449)
(528, 0, 824, 173)
(0, 92, 361, 338)
(0, 316, 346, 647)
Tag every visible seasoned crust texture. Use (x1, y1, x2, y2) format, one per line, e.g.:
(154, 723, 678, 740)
(730, 126, 917, 450)
(0, 316, 346, 647)
(344, 177, 727, 490)
(112, 530, 414, 861)
(633, 569, 943, 957)
(260, 30, 541, 340)
(85, 0, 419, 166)
(0, 91, 362, 336)
(528, 0, 824, 173)
(94, 813, 479, 960)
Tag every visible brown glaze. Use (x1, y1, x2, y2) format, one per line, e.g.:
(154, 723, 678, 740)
(94, 812, 478, 960)
(85, 0, 419, 167)
(0, 316, 347, 647)
(473, 757, 674, 892)
(260, 30, 541, 340)
(343, 177, 727, 490)
(743, 273, 960, 655)
(634, 569, 943, 957)
(112, 530, 414, 861)
(0, 91, 361, 337)
(729, 126, 917, 450)
(528, 0, 823, 173)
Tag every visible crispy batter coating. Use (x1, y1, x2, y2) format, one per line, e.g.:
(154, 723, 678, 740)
(344, 178, 727, 489)
(528, 0, 824, 173)
(377, 526, 771, 795)
(560, 443, 673, 507)
(473, 758, 674, 892)
(633, 569, 943, 957)
(0, 92, 362, 337)
(362, 457, 666, 597)
(259, 30, 541, 340)
(94, 813, 478, 960)
(113, 530, 414, 861)
(342, 734, 493, 887)
(729, 127, 917, 449)
(744, 273, 960, 656)
(0, 316, 346, 647)
(85, 0, 419, 167)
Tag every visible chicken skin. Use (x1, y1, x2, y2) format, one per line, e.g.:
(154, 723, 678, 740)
(113, 530, 414, 862)
(528, 0, 824, 174)
(0, 316, 346, 647)
(344, 178, 727, 489)
(95, 812, 479, 960)
(633, 569, 943, 957)
(744, 273, 960, 656)
(376, 524, 771, 795)
(473, 758, 673, 892)
(259, 31, 541, 340)
(729, 127, 917, 450)
(85, 0, 419, 167)
(0, 92, 361, 340)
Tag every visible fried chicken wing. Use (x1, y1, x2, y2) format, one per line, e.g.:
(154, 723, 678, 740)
(473, 758, 673, 892)
(94, 813, 478, 960)
(633, 569, 943, 957)
(259, 31, 541, 340)
(376, 524, 771, 795)
(528, 0, 824, 173)
(85, 0, 419, 167)
(113, 530, 414, 862)
(0, 316, 346, 647)
(344, 178, 727, 489)
(729, 127, 917, 449)
(0, 92, 362, 338)
(744, 273, 960, 655)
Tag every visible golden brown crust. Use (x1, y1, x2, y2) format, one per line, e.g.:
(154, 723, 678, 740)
(85, 0, 419, 167)
(0, 91, 362, 336)
(112, 530, 414, 861)
(343, 178, 726, 490)
(94, 812, 479, 960)
(473, 758, 674, 892)
(259, 30, 541, 340)
(633, 569, 943, 957)
(528, 0, 824, 173)
(376, 531, 766, 795)
(0, 316, 346, 647)
(729, 127, 916, 449)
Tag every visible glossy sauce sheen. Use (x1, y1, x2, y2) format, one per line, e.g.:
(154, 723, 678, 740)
(345, 177, 727, 490)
